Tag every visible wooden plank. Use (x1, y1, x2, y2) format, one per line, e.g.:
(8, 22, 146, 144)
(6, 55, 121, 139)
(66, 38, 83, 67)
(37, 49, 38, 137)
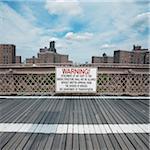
(44, 134, 55, 150)
(37, 134, 49, 150)
(20, 133, 37, 150)
(0, 133, 15, 149)
(50, 134, 61, 150)
(84, 99, 100, 150)
(15, 133, 31, 150)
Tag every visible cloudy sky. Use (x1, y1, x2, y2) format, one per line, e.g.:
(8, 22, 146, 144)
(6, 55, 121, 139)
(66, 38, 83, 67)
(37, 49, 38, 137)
(0, 0, 149, 63)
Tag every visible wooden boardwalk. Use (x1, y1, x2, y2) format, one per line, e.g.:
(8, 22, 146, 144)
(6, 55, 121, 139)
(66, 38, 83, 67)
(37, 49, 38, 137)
(0, 97, 149, 150)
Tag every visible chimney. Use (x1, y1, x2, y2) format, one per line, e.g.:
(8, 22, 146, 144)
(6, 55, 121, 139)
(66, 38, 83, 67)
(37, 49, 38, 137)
(103, 53, 107, 57)
(133, 45, 142, 51)
(49, 41, 56, 53)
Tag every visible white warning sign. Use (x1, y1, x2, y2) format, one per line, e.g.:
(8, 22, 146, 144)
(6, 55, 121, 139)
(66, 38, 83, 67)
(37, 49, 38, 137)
(56, 67, 97, 93)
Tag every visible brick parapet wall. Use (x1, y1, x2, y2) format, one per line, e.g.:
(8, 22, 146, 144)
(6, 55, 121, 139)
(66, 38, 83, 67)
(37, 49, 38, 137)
(0, 64, 149, 96)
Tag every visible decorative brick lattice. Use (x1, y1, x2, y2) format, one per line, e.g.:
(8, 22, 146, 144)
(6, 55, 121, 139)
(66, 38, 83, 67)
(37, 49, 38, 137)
(97, 73, 149, 95)
(0, 72, 149, 95)
(0, 73, 55, 95)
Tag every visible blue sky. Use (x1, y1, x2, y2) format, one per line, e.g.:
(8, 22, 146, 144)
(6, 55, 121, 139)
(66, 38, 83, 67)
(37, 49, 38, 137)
(0, 0, 149, 63)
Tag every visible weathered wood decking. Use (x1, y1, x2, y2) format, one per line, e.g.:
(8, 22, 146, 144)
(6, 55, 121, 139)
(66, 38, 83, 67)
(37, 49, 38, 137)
(0, 97, 149, 150)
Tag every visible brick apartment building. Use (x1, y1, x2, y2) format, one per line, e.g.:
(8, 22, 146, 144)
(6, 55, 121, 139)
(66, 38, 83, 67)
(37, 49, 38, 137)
(114, 45, 149, 64)
(0, 44, 21, 64)
(26, 41, 72, 64)
(92, 53, 113, 63)
(92, 45, 149, 64)
(15, 56, 22, 64)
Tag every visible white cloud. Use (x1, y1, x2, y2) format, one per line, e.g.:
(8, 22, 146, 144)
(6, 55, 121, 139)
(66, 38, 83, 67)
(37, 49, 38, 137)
(79, 0, 149, 2)
(46, 26, 71, 33)
(130, 12, 150, 33)
(65, 32, 93, 41)
(135, 12, 150, 21)
(20, 5, 37, 23)
(0, 3, 58, 60)
(100, 44, 116, 49)
(45, 0, 82, 16)
(132, 12, 150, 26)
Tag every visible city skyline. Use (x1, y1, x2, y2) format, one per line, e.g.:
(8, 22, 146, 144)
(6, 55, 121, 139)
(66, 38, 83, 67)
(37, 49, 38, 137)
(1, 42, 149, 65)
(0, 0, 149, 63)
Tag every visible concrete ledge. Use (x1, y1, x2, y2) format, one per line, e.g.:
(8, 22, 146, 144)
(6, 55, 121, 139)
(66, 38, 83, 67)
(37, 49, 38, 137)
(0, 96, 149, 99)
